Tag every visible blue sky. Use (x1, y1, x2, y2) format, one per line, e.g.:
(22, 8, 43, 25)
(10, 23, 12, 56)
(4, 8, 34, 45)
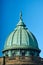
(0, 0, 43, 57)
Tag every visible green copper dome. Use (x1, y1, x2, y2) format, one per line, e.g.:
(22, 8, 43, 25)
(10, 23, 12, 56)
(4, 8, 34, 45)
(3, 12, 40, 57)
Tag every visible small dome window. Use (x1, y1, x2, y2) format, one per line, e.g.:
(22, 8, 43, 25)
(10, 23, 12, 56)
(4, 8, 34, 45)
(29, 51, 34, 56)
(12, 50, 16, 56)
(4, 51, 8, 57)
(21, 50, 25, 56)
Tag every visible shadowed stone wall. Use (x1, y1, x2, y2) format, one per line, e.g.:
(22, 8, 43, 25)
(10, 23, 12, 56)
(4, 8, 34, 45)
(0, 56, 43, 65)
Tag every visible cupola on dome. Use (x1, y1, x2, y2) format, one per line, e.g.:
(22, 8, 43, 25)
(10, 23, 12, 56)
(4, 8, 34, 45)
(3, 12, 41, 57)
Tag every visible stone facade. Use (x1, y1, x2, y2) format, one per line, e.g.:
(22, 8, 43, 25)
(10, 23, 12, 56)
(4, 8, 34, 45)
(0, 56, 43, 65)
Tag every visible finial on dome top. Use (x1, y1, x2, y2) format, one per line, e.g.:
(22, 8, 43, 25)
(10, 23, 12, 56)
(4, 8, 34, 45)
(20, 11, 22, 20)
(17, 11, 26, 27)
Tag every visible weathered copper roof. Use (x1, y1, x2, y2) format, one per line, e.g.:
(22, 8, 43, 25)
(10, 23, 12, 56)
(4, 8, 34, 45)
(3, 12, 40, 52)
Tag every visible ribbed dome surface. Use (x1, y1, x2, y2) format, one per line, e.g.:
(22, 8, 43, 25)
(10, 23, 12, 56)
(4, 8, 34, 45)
(3, 17, 40, 52)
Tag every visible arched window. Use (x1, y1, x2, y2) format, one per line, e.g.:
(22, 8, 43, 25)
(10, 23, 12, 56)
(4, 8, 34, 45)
(21, 50, 25, 56)
(29, 51, 34, 56)
(5, 51, 8, 57)
(12, 51, 15, 56)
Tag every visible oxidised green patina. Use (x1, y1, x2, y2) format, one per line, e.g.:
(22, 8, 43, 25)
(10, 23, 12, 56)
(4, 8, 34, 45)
(3, 12, 41, 57)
